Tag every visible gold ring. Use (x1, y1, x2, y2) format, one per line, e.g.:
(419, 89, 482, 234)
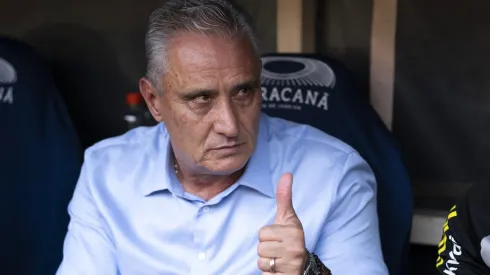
(269, 258, 276, 273)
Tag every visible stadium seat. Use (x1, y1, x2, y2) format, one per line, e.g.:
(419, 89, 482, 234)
(0, 37, 82, 275)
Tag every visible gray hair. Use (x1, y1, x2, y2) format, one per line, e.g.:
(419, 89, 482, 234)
(145, 0, 260, 94)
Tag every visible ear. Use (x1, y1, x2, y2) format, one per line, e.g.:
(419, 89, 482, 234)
(139, 77, 164, 122)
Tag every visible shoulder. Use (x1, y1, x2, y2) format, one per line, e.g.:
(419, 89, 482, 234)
(85, 125, 162, 162)
(76, 124, 168, 198)
(264, 114, 365, 171)
(263, 114, 375, 193)
(81, 124, 166, 187)
(265, 114, 357, 156)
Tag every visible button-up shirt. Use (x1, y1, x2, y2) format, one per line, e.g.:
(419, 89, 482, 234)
(56, 114, 388, 275)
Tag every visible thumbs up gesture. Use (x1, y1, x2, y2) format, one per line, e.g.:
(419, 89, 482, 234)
(257, 173, 308, 274)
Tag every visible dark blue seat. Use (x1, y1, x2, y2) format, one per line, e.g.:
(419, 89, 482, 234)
(260, 53, 413, 275)
(0, 37, 82, 275)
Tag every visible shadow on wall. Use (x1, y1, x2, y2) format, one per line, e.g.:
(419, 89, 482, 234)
(22, 23, 136, 148)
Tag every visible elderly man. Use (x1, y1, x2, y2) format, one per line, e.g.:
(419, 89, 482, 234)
(56, 0, 388, 274)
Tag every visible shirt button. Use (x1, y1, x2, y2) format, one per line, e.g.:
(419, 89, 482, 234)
(198, 252, 206, 260)
(202, 206, 209, 213)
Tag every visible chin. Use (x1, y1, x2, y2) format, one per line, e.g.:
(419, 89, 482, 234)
(207, 155, 250, 176)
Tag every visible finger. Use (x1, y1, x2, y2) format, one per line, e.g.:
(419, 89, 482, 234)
(258, 224, 288, 242)
(275, 172, 295, 223)
(257, 241, 284, 258)
(257, 257, 286, 273)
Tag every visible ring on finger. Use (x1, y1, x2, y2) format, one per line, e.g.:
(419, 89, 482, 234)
(269, 258, 276, 273)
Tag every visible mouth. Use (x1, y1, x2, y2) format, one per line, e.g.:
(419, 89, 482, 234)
(212, 143, 244, 151)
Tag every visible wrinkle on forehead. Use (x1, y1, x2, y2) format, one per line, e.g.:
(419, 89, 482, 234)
(163, 33, 258, 92)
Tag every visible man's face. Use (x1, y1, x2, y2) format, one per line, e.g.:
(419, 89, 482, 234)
(141, 33, 262, 175)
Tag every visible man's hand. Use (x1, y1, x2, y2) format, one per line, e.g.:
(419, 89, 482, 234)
(257, 173, 308, 274)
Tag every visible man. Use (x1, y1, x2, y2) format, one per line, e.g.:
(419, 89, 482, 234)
(56, 0, 388, 274)
(436, 182, 490, 274)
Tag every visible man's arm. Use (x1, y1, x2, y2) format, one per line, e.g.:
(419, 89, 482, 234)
(56, 151, 118, 275)
(314, 152, 388, 274)
(436, 183, 490, 275)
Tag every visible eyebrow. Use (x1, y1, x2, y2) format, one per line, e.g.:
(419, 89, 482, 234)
(232, 79, 260, 92)
(179, 79, 260, 100)
(180, 89, 216, 101)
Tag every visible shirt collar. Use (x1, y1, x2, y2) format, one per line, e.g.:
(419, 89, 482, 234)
(140, 114, 274, 198)
(236, 115, 275, 198)
(138, 124, 178, 196)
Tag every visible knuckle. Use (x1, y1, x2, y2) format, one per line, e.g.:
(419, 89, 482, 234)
(258, 228, 266, 241)
(258, 225, 272, 240)
(257, 258, 267, 272)
(257, 242, 265, 256)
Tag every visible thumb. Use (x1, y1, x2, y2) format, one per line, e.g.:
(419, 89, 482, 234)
(274, 172, 296, 224)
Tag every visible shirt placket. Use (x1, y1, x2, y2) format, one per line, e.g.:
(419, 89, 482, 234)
(191, 203, 212, 275)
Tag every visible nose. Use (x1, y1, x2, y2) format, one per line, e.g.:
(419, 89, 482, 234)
(213, 99, 239, 138)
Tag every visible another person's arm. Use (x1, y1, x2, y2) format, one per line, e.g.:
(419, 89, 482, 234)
(315, 152, 388, 274)
(436, 182, 490, 275)
(56, 151, 119, 275)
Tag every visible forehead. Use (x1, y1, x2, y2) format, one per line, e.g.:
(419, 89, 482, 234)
(164, 33, 259, 88)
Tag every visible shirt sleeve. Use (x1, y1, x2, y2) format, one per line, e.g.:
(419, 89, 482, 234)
(56, 151, 119, 275)
(314, 152, 388, 274)
(436, 183, 490, 275)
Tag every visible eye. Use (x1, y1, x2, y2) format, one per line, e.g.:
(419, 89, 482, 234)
(193, 95, 211, 104)
(235, 87, 253, 99)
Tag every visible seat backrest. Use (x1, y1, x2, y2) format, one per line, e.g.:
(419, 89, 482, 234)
(261, 53, 413, 275)
(0, 37, 82, 275)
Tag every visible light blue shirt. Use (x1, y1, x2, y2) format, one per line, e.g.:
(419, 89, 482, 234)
(57, 114, 388, 275)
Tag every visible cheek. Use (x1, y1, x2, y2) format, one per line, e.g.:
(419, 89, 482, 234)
(161, 104, 191, 142)
(175, 114, 211, 147)
(162, 100, 189, 126)
(237, 104, 261, 136)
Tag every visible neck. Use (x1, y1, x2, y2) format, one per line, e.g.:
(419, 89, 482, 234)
(174, 160, 244, 201)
